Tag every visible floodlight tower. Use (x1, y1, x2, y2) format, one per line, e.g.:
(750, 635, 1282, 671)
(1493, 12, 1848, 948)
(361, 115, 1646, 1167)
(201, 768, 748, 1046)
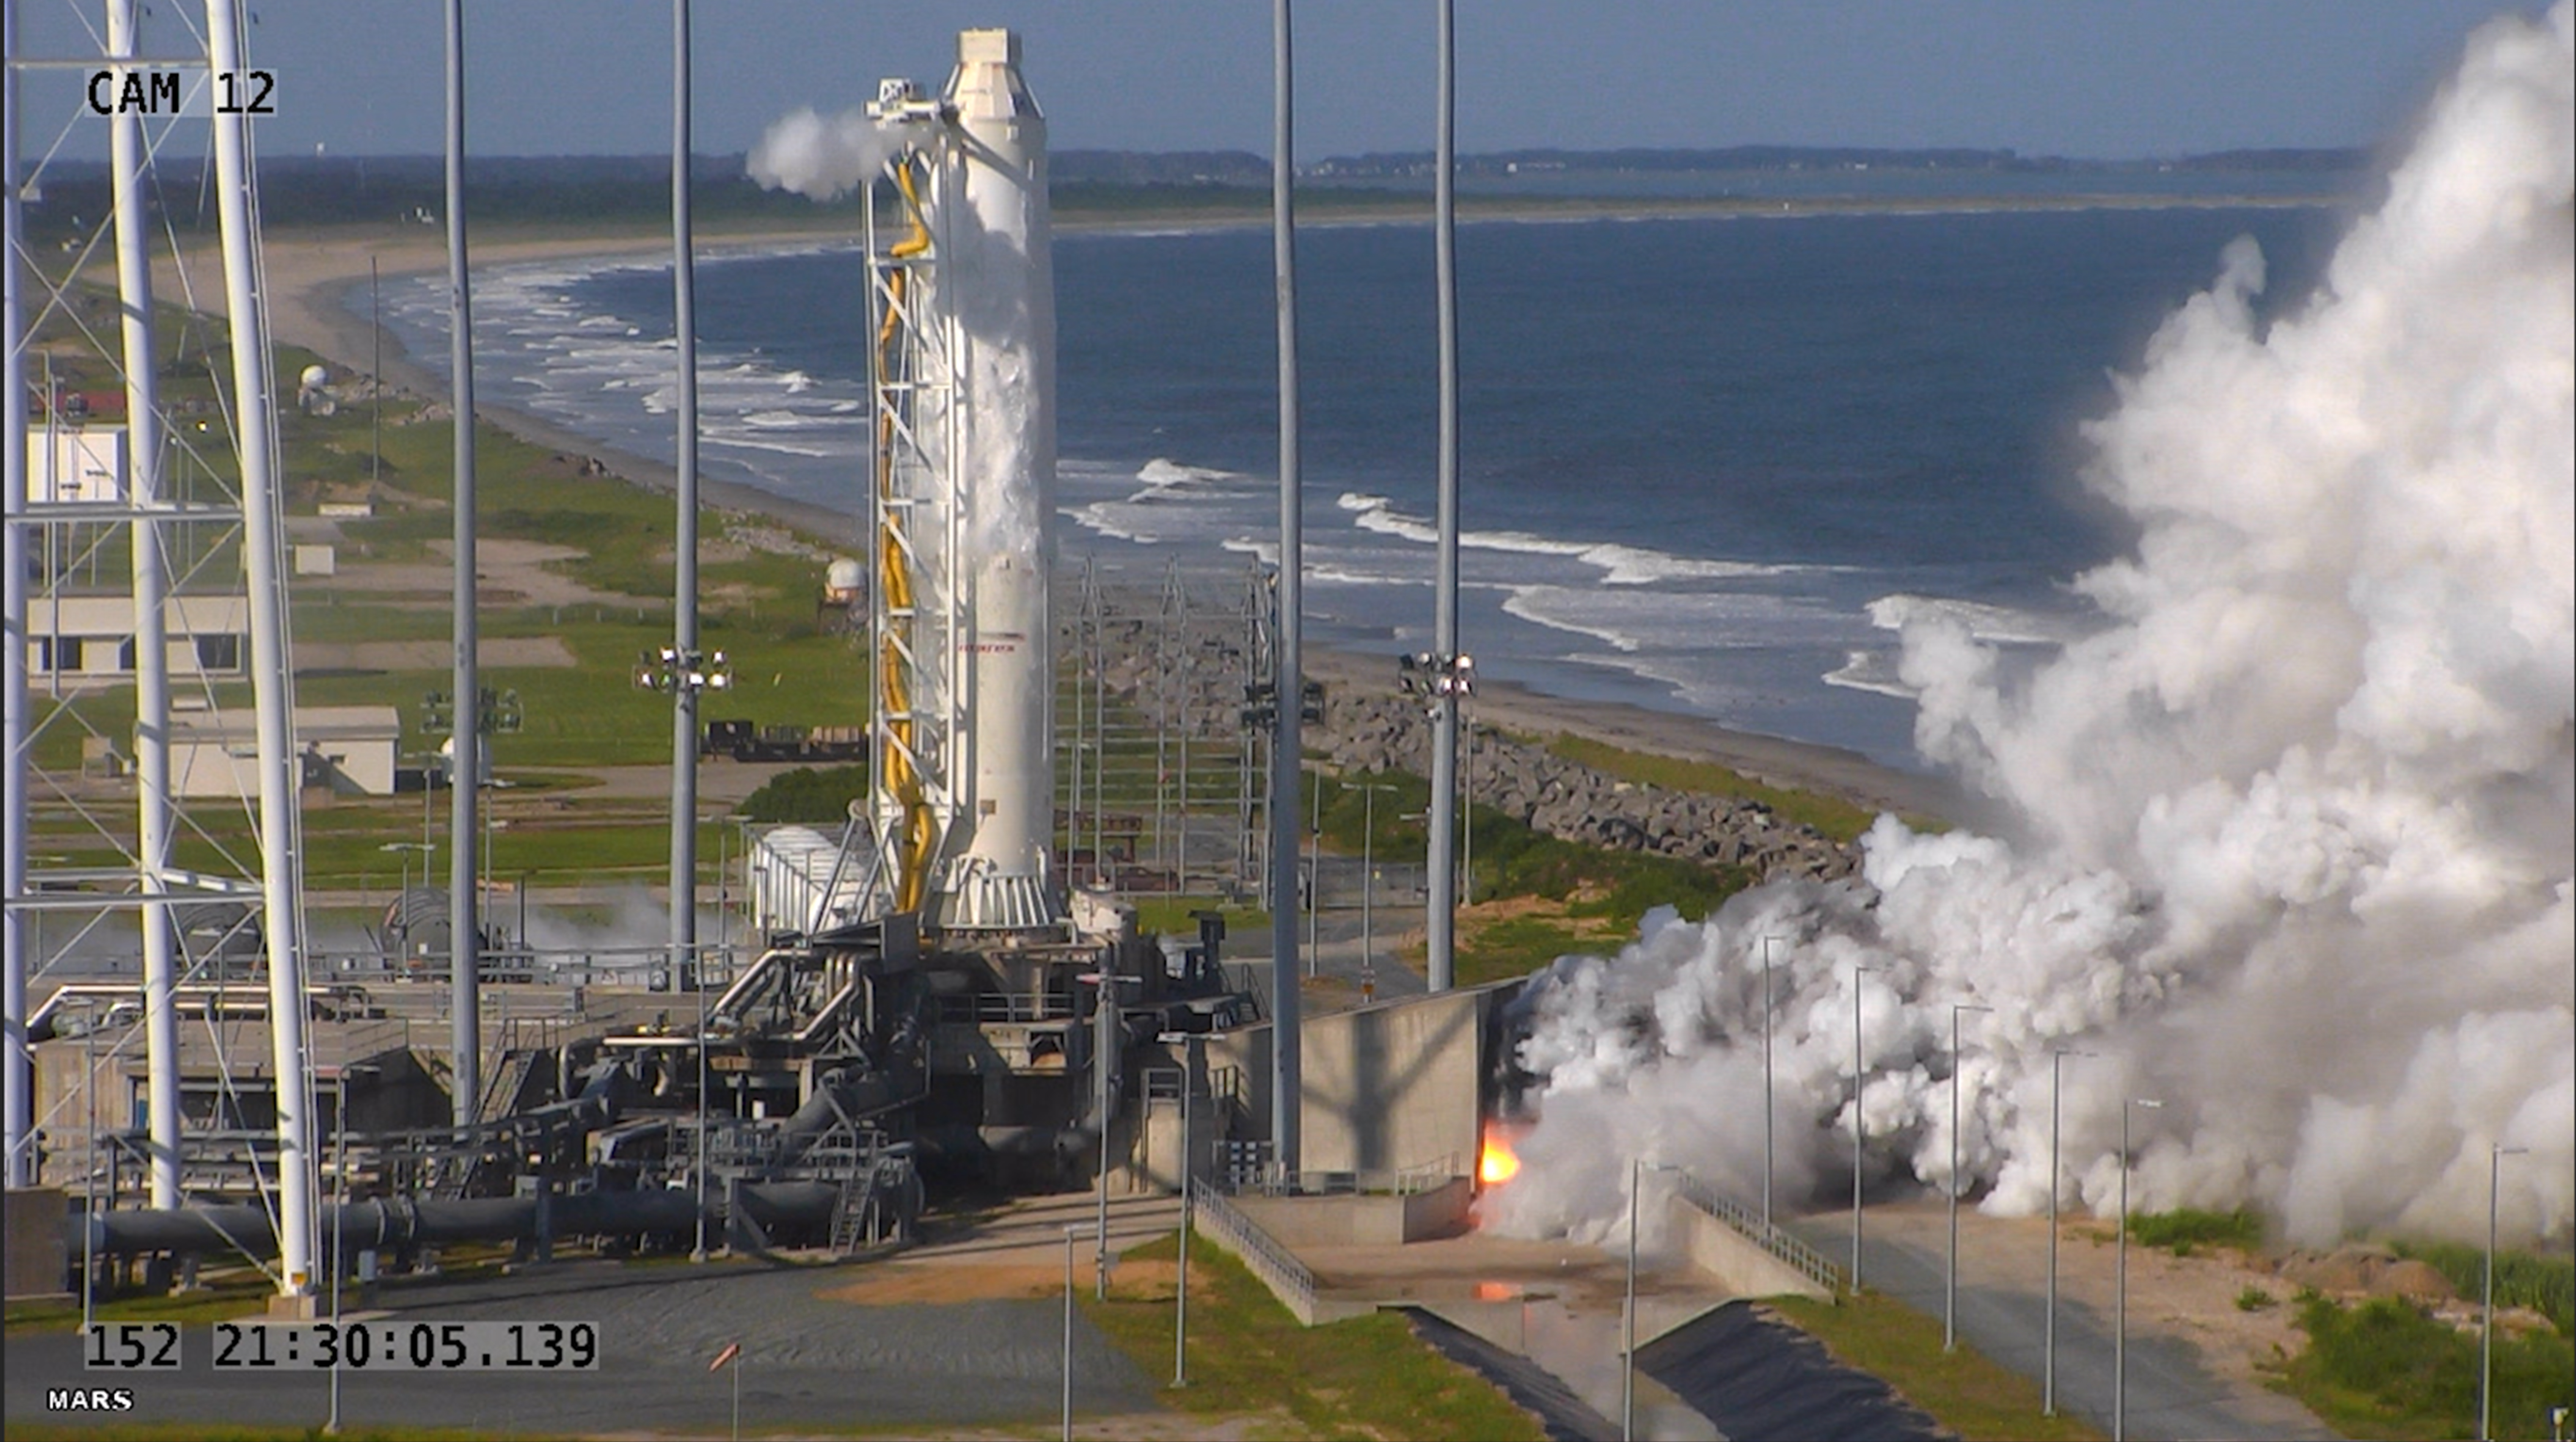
(206, 0, 319, 1298)
(865, 31, 1064, 934)
(107, 0, 182, 1209)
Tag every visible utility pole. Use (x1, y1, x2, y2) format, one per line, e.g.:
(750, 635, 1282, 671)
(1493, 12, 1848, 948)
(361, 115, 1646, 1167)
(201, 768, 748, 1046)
(1267, 0, 1304, 1176)
(668, 0, 704, 982)
(442, 0, 482, 1131)
(1424, 0, 1462, 993)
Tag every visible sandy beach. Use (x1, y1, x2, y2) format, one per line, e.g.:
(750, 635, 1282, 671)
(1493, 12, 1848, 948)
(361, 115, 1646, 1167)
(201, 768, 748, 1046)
(229, 214, 1970, 824)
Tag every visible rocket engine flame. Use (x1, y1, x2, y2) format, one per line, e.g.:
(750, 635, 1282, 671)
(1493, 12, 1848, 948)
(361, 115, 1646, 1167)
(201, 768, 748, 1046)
(1479, 1123, 1525, 1188)
(1483, 1, 2576, 1252)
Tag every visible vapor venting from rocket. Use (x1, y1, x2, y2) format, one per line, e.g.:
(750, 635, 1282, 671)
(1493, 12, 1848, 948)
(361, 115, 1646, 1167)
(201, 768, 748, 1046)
(747, 107, 905, 202)
(1487, 1, 2573, 1250)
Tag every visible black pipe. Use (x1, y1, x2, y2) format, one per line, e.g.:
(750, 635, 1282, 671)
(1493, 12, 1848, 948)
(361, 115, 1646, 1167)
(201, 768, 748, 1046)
(75, 1181, 840, 1260)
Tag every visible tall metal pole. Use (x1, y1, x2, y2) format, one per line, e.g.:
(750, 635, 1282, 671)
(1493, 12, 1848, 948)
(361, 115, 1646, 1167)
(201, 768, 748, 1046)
(1266, 0, 1304, 1176)
(1095, 973, 1114, 1299)
(1759, 936, 1777, 1235)
(693, 955, 708, 1261)
(1, 0, 33, 1190)
(2116, 1097, 2160, 1442)
(441, 0, 482, 1130)
(208, 0, 318, 1296)
(1062, 1222, 1097, 1442)
(107, 0, 180, 1211)
(81, 1018, 96, 1329)
(2046, 1048, 2091, 1418)
(1359, 784, 1394, 976)
(668, 0, 702, 979)
(1305, 770, 1322, 964)
(1851, 965, 1871, 1290)
(1622, 1155, 1640, 1442)
(2483, 1144, 2526, 1442)
(1062, 1224, 1075, 1440)
(1174, 1075, 1190, 1387)
(1945, 1002, 1989, 1350)
(1423, 0, 1460, 994)
(328, 1070, 347, 1434)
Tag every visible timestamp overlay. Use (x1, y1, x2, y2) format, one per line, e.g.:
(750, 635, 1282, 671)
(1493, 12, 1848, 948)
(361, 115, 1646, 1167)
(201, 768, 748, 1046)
(30, 1318, 608, 1425)
(210, 1320, 600, 1371)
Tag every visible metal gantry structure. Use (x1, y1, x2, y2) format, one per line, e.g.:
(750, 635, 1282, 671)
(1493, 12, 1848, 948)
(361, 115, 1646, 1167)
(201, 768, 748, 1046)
(3, 0, 320, 1298)
(1054, 558, 1275, 901)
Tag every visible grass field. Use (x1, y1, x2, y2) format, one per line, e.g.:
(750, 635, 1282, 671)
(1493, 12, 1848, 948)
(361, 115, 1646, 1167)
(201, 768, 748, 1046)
(1769, 1289, 2106, 1442)
(2278, 1291, 2574, 1441)
(1081, 1230, 1549, 1441)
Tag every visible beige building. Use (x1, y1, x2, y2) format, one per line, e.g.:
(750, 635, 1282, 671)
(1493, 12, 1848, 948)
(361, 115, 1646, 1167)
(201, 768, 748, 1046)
(170, 705, 402, 798)
(24, 594, 249, 681)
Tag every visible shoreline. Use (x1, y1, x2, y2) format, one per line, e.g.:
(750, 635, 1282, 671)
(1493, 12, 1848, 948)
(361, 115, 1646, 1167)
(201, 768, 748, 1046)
(239, 206, 2014, 824)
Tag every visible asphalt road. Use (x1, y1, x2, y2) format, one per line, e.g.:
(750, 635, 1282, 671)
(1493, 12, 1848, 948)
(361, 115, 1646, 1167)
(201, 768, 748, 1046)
(1791, 1211, 2333, 1442)
(6, 1257, 1153, 1437)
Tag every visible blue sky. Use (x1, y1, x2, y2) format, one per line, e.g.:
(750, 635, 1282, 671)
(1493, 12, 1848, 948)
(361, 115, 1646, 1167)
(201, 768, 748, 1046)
(13, 1, 2527, 162)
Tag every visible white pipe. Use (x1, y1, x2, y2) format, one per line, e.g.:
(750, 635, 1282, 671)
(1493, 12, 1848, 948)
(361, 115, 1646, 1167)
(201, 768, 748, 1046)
(668, 0, 700, 975)
(1, 0, 31, 1188)
(205, 0, 316, 1296)
(107, 0, 181, 1211)
(1425, 0, 1460, 993)
(1267, 0, 1304, 1176)
(442, 0, 480, 1127)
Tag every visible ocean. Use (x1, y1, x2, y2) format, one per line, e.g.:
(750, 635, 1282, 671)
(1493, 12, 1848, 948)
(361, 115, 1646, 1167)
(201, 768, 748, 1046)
(366, 193, 2343, 770)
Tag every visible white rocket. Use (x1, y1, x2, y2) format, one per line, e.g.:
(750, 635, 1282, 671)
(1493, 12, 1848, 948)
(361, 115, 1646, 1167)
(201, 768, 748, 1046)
(867, 30, 1062, 932)
(941, 29, 1058, 930)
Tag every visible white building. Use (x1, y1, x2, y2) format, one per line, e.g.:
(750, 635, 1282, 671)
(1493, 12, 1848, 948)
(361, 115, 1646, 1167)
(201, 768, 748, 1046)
(170, 705, 401, 799)
(25, 594, 250, 680)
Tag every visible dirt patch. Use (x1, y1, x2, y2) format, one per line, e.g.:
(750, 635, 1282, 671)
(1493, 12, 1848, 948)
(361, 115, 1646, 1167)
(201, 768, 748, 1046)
(314, 538, 655, 612)
(2275, 1245, 2457, 1303)
(822, 1259, 1182, 1306)
(298, 636, 577, 671)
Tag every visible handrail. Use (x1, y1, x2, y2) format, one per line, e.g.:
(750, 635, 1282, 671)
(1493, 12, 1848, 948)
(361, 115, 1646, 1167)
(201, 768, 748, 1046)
(1194, 1187, 1318, 1320)
(1671, 1171, 1845, 1295)
(1227, 1152, 1460, 1199)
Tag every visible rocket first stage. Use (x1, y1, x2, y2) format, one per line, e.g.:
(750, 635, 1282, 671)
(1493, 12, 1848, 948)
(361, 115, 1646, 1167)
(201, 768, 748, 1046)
(867, 31, 1064, 933)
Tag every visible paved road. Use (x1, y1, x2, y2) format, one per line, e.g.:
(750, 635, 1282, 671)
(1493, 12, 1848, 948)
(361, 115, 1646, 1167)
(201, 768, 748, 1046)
(6, 1254, 1154, 1437)
(1790, 1206, 2333, 1442)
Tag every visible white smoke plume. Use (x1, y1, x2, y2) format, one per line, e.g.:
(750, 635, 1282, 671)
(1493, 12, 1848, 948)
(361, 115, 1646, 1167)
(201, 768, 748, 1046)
(1488, 2, 2574, 1250)
(746, 107, 905, 203)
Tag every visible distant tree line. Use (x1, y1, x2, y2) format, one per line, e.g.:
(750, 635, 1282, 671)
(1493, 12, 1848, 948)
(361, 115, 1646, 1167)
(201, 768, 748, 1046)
(19, 142, 2366, 247)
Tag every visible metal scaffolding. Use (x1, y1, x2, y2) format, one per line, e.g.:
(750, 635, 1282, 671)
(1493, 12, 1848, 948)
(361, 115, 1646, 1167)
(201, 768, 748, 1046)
(1053, 556, 1273, 900)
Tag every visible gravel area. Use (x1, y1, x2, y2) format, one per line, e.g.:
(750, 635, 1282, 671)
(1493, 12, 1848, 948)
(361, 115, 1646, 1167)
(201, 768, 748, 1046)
(5, 1256, 1156, 1437)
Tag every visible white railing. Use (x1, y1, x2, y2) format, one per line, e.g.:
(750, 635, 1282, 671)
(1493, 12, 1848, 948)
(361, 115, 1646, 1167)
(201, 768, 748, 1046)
(1672, 1171, 1845, 1296)
(1193, 1187, 1320, 1322)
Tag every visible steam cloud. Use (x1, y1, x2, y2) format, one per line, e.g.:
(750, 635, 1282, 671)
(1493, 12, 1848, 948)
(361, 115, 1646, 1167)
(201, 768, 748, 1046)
(746, 107, 904, 203)
(1488, 2, 2573, 1249)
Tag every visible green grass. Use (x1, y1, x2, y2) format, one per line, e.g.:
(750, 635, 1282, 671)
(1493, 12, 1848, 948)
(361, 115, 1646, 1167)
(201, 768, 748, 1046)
(2124, 1206, 2264, 1257)
(1454, 913, 1607, 988)
(737, 765, 871, 824)
(6, 1279, 280, 1336)
(1769, 1289, 2105, 1441)
(1542, 732, 1906, 842)
(1129, 897, 1272, 939)
(4, 1428, 527, 1442)
(1080, 1231, 1548, 1441)
(2389, 1240, 2574, 1335)
(1313, 770, 1756, 941)
(2278, 1292, 2575, 1440)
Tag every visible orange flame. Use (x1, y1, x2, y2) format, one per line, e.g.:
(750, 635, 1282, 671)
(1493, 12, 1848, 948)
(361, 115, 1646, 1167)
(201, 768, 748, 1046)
(1478, 1123, 1522, 1187)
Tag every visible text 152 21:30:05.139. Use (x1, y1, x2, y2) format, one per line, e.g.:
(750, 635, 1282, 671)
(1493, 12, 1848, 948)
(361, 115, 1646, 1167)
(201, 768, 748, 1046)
(209, 1321, 598, 1370)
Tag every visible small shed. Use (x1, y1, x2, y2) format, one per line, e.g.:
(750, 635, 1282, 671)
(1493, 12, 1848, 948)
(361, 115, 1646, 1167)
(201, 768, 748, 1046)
(170, 705, 402, 798)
